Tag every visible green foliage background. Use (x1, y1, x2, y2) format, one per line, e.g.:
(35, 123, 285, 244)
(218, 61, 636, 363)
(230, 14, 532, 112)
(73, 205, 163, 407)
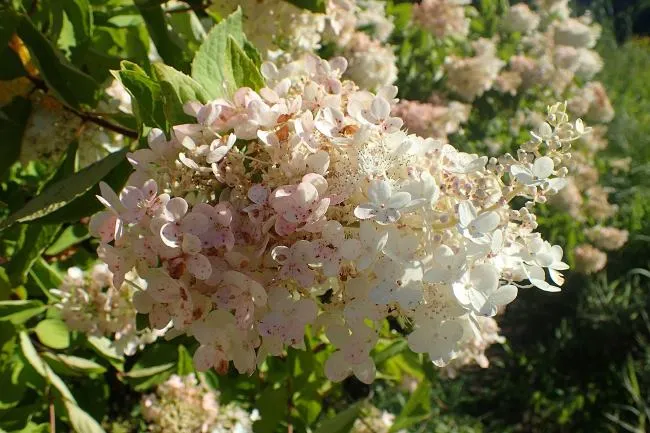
(1, 0, 650, 432)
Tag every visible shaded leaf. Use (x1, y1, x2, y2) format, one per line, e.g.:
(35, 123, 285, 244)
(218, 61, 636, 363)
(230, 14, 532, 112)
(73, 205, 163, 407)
(17, 16, 100, 109)
(34, 319, 70, 349)
(314, 401, 364, 433)
(0, 300, 46, 325)
(0, 97, 31, 178)
(0, 149, 128, 229)
(65, 400, 107, 433)
(285, 0, 327, 13)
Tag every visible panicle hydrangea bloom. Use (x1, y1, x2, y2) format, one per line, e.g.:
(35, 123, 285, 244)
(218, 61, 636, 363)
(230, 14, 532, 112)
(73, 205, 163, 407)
(568, 81, 615, 123)
(444, 39, 505, 101)
(584, 226, 629, 251)
(573, 244, 607, 274)
(503, 3, 540, 34)
(412, 0, 472, 39)
(209, 0, 397, 90)
(141, 374, 256, 433)
(391, 99, 470, 141)
(209, 0, 325, 61)
(342, 32, 398, 91)
(19, 80, 131, 168)
(352, 405, 405, 433)
(50, 264, 163, 355)
(90, 53, 589, 383)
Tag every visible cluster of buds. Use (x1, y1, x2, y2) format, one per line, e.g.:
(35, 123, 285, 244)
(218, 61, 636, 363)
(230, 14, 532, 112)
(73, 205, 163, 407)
(51, 264, 163, 355)
(90, 54, 588, 383)
(141, 374, 256, 433)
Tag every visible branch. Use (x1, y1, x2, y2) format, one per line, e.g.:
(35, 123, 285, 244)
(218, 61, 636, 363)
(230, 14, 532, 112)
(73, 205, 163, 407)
(25, 75, 138, 139)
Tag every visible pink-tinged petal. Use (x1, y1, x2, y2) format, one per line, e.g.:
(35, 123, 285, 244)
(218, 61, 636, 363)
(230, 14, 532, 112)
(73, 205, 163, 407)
(192, 344, 215, 371)
(275, 217, 297, 236)
(302, 172, 329, 195)
(166, 197, 188, 221)
(307, 197, 330, 223)
(354, 204, 377, 220)
(186, 254, 212, 280)
(182, 233, 203, 255)
(143, 179, 158, 199)
(99, 181, 122, 210)
(213, 203, 232, 226)
(294, 266, 315, 288)
(89, 211, 117, 242)
(149, 304, 171, 330)
(160, 223, 182, 247)
(324, 351, 350, 382)
(120, 186, 144, 210)
(181, 212, 210, 236)
(183, 101, 202, 117)
(341, 239, 361, 260)
(248, 184, 269, 204)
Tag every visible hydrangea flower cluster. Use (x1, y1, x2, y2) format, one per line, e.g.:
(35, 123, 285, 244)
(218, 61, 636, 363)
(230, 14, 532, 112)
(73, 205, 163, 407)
(391, 97, 471, 142)
(397, 0, 623, 275)
(17, 80, 131, 168)
(351, 405, 405, 433)
(412, 0, 472, 39)
(90, 53, 588, 383)
(209, 0, 397, 90)
(141, 374, 256, 433)
(51, 264, 163, 356)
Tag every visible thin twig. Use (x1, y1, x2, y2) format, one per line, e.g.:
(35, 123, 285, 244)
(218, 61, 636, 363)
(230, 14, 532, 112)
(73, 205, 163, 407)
(25, 75, 138, 139)
(49, 399, 56, 433)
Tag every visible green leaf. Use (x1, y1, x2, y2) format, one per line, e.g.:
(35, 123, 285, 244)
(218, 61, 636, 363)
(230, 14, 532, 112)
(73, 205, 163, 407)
(314, 401, 364, 433)
(227, 36, 264, 91)
(253, 384, 290, 433)
(373, 339, 408, 364)
(243, 40, 262, 68)
(152, 63, 210, 125)
(34, 319, 70, 349)
(191, 8, 244, 98)
(0, 267, 10, 301)
(6, 223, 61, 285)
(42, 352, 106, 376)
(0, 2, 21, 51)
(30, 257, 63, 297)
(65, 400, 107, 433)
(125, 362, 175, 378)
(18, 331, 75, 402)
(63, 0, 93, 47)
(0, 149, 128, 229)
(0, 97, 31, 178)
(389, 380, 431, 432)
(284, 0, 327, 13)
(116, 63, 167, 131)
(0, 301, 46, 325)
(17, 16, 100, 109)
(177, 345, 195, 376)
(45, 224, 89, 255)
(134, 0, 190, 72)
(87, 336, 123, 362)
